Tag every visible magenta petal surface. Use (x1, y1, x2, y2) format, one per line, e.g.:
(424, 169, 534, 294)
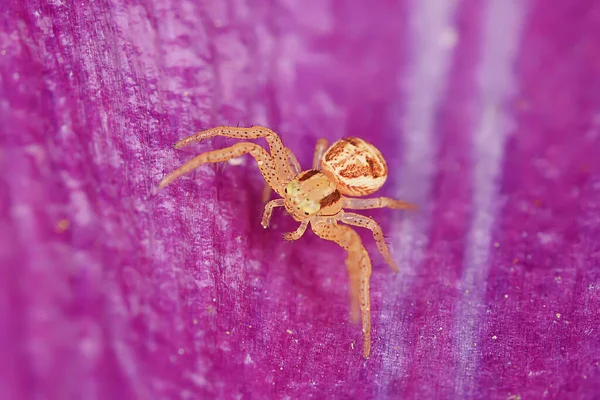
(2, 0, 600, 399)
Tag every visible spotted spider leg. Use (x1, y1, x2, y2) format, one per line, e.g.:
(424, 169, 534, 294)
(261, 198, 284, 228)
(310, 217, 373, 358)
(286, 148, 302, 173)
(261, 138, 336, 234)
(260, 138, 331, 229)
(260, 136, 331, 228)
(159, 126, 294, 195)
(283, 219, 309, 240)
(261, 147, 301, 203)
(173, 126, 291, 175)
(261, 197, 309, 239)
(159, 142, 282, 191)
(342, 197, 418, 211)
(339, 212, 399, 272)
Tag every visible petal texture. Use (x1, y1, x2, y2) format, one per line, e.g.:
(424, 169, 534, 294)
(1, 0, 599, 399)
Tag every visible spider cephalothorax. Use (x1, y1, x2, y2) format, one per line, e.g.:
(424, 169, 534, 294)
(284, 170, 342, 219)
(159, 125, 416, 358)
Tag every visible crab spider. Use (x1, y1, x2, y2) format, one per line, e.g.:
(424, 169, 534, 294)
(158, 125, 416, 358)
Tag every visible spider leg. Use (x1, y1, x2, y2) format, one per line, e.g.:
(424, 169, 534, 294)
(172, 125, 294, 181)
(261, 199, 285, 228)
(286, 147, 302, 174)
(159, 142, 282, 193)
(283, 219, 309, 241)
(312, 138, 330, 170)
(342, 197, 418, 211)
(261, 147, 301, 203)
(339, 212, 398, 273)
(261, 183, 273, 203)
(311, 218, 372, 358)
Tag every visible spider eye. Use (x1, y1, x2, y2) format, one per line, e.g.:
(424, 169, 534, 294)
(285, 188, 288, 193)
(304, 212, 309, 215)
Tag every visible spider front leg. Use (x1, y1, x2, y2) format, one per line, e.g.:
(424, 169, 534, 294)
(262, 147, 301, 203)
(286, 147, 302, 173)
(340, 212, 398, 272)
(342, 197, 418, 211)
(261, 199, 284, 228)
(261, 200, 308, 239)
(159, 142, 282, 193)
(173, 125, 294, 181)
(311, 218, 373, 358)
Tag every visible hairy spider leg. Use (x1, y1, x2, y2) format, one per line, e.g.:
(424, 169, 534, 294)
(283, 219, 309, 241)
(173, 126, 294, 183)
(312, 138, 330, 170)
(159, 143, 283, 194)
(261, 199, 285, 228)
(311, 218, 373, 358)
(342, 197, 418, 211)
(340, 212, 399, 273)
(262, 147, 301, 203)
(262, 200, 309, 239)
(266, 135, 328, 203)
(286, 147, 302, 173)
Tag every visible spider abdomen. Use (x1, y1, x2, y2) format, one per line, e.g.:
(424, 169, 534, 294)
(320, 137, 388, 197)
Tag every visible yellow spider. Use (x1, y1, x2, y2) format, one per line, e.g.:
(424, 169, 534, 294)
(158, 125, 416, 358)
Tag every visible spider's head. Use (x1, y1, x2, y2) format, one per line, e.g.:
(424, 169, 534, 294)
(284, 170, 342, 220)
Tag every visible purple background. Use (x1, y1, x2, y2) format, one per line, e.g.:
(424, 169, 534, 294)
(2, 0, 600, 398)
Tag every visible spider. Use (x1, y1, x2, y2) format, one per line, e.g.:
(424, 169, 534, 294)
(158, 125, 416, 358)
